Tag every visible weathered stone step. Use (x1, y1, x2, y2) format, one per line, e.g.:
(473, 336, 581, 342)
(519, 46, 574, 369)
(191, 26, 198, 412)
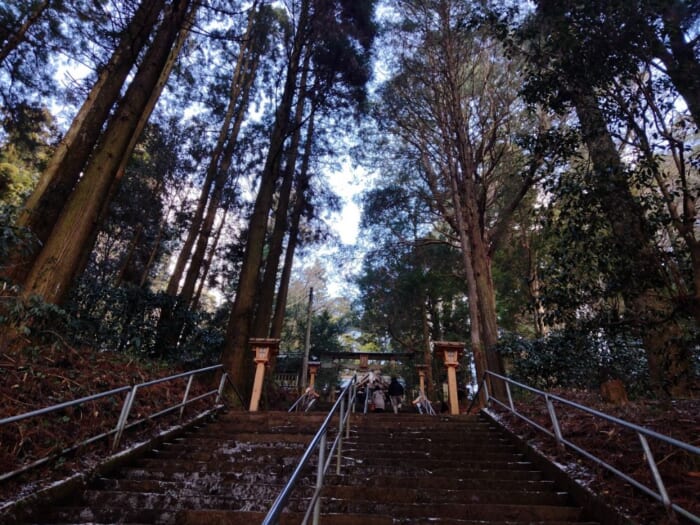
(93, 477, 312, 498)
(176, 430, 319, 443)
(118, 466, 303, 485)
(319, 499, 585, 522)
(148, 443, 305, 462)
(325, 473, 558, 492)
(348, 429, 506, 442)
(176, 509, 598, 525)
(323, 485, 571, 506)
(335, 464, 545, 480)
(340, 455, 536, 471)
(200, 422, 328, 434)
(342, 447, 523, 461)
(175, 509, 392, 525)
(36, 505, 166, 524)
(132, 457, 304, 475)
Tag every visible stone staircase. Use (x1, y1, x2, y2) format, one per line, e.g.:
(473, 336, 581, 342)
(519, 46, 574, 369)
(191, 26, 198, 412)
(10, 410, 608, 524)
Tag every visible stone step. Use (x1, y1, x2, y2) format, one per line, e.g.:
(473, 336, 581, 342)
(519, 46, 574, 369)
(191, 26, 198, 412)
(134, 455, 299, 472)
(322, 485, 572, 506)
(325, 473, 558, 492)
(339, 455, 536, 471)
(93, 477, 312, 497)
(335, 464, 546, 480)
(341, 447, 523, 461)
(147, 443, 306, 462)
(318, 499, 585, 522)
(176, 509, 598, 525)
(176, 431, 318, 443)
(176, 509, 391, 525)
(16, 410, 603, 525)
(118, 465, 304, 485)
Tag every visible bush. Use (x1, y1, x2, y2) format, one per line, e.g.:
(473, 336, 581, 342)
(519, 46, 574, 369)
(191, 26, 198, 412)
(497, 329, 651, 396)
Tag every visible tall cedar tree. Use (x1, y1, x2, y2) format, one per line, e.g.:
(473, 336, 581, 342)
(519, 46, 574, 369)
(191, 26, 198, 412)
(21, 0, 196, 305)
(5, 1, 166, 284)
(221, 0, 376, 396)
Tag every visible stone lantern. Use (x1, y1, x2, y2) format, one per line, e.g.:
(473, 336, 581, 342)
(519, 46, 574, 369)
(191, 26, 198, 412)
(249, 338, 280, 412)
(308, 361, 321, 391)
(359, 354, 369, 372)
(435, 341, 464, 415)
(415, 364, 428, 393)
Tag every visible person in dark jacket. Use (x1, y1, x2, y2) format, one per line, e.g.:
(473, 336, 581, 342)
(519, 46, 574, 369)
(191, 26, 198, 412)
(388, 377, 405, 414)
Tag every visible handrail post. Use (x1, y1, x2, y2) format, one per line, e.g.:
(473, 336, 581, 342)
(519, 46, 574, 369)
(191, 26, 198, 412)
(113, 386, 138, 451)
(639, 433, 672, 510)
(345, 396, 351, 439)
(544, 394, 565, 453)
(313, 432, 327, 525)
(180, 374, 195, 420)
(336, 396, 345, 474)
(216, 373, 228, 404)
(483, 377, 490, 405)
(505, 381, 514, 412)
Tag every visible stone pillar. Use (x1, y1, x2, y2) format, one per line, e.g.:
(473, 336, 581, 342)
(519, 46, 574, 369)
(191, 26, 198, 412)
(435, 341, 464, 416)
(249, 338, 279, 412)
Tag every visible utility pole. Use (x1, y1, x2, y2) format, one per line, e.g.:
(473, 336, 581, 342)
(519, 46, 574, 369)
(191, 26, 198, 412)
(300, 287, 313, 391)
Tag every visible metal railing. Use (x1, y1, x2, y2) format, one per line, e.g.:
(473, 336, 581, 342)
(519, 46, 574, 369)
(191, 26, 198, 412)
(289, 387, 320, 413)
(480, 370, 700, 524)
(412, 388, 436, 415)
(1, 364, 230, 483)
(263, 375, 357, 525)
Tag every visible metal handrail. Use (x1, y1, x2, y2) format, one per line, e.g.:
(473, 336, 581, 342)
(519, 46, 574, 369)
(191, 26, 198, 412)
(263, 375, 357, 525)
(289, 387, 320, 413)
(412, 388, 436, 415)
(481, 370, 700, 524)
(1, 364, 228, 483)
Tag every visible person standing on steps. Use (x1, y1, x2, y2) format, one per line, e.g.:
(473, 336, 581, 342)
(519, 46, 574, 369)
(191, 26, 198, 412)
(371, 385, 386, 412)
(388, 376, 404, 414)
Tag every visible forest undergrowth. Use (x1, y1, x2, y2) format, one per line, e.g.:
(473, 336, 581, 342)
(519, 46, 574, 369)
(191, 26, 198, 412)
(0, 342, 218, 509)
(490, 389, 699, 525)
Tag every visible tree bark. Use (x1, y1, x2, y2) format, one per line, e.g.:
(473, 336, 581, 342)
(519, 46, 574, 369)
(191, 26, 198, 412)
(269, 103, 317, 347)
(21, 0, 194, 305)
(571, 86, 693, 397)
(164, 3, 260, 299)
(6, 0, 165, 284)
(252, 53, 311, 339)
(192, 206, 228, 309)
(221, 0, 311, 395)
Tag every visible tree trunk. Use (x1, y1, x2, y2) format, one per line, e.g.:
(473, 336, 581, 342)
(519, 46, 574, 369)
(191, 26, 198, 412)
(269, 104, 317, 342)
(164, 3, 260, 299)
(571, 86, 693, 397)
(221, 0, 310, 395)
(655, 3, 700, 129)
(178, 46, 260, 308)
(72, 4, 194, 293)
(6, 0, 165, 284)
(21, 0, 194, 305)
(252, 54, 311, 339)
(192, 206, 228, 309)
